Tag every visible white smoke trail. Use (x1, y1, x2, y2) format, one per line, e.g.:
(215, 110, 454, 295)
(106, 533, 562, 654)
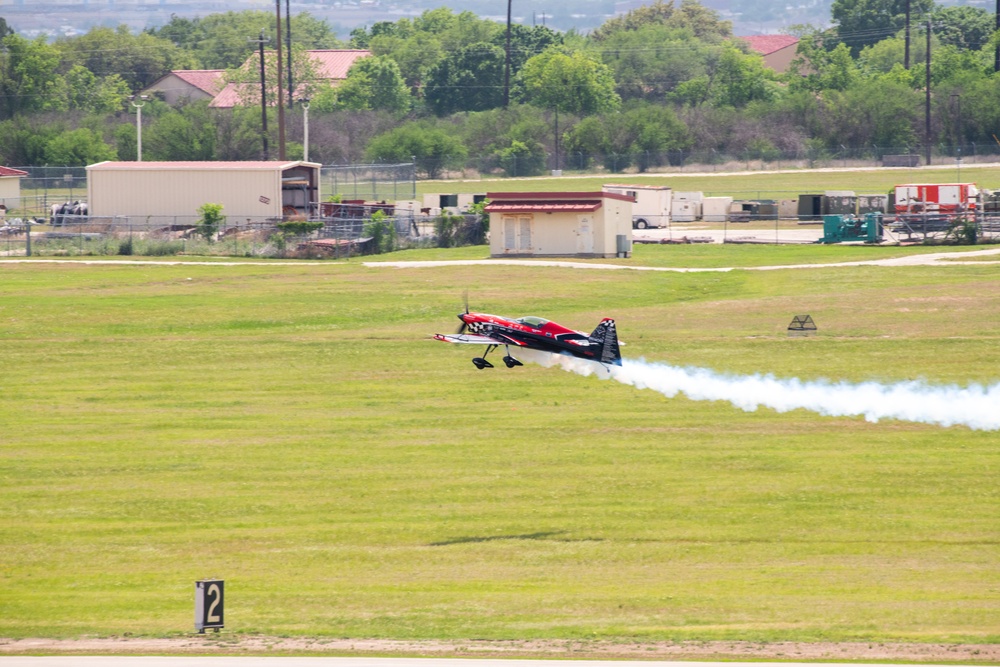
(516, 349, 1000, 431)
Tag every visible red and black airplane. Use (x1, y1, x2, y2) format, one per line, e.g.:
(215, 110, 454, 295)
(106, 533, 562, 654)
(435, 310, 622, 369)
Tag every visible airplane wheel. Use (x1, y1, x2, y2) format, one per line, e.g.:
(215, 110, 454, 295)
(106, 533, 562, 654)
(472, 357, 493, 369)
(503, 356, 523, 368)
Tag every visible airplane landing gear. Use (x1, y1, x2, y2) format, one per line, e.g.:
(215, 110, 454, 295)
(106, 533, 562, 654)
(503, 355, 523, 368)
(473, 344, 499, 369)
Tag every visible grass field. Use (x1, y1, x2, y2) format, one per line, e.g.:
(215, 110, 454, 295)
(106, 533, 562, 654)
(417, 163, 1000, 199)
(2, 244, 999, 645)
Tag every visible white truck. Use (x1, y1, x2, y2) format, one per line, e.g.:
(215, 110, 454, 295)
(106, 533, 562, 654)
(603, 184, 672, 229)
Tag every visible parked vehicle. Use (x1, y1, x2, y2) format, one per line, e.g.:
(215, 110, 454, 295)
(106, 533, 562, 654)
(603, 184, 672, 229)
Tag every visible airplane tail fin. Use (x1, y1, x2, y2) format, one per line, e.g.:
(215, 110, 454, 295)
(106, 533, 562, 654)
(588, 318, 622, 366)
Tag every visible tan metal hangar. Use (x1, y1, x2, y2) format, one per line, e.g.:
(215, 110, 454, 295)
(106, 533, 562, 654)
(86, 161, 321, 223)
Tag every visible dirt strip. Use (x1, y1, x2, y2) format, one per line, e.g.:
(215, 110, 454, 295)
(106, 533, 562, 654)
(2, 637, 999, 662)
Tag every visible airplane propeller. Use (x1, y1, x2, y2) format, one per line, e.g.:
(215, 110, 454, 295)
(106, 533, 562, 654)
(456, 292, 470, 334)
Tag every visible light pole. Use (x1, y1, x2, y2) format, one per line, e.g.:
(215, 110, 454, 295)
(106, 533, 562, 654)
(300, 97, 311, 163)
(130, 95, 148, 161)
(951, 93, 962, 181)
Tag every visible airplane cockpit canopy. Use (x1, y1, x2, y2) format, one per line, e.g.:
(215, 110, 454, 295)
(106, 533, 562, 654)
(515, 316, 549, 328)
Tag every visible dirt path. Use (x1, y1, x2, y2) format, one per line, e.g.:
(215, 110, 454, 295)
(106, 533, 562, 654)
(2, 636, 998, 662)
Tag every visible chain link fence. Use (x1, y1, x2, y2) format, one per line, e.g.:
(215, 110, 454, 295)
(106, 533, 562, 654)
(0, 210, 485, 259)
(415, 144, 999, 180)
(320, 163, 416, 202)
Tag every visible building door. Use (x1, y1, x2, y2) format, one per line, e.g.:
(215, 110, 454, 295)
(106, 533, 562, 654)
(503, 215, 532, 253)
(577, 215, 593, 255)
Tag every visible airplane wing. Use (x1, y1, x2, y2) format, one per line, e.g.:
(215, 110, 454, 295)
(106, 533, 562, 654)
(433, 333, 527, 346)
(434, 333, 502, 345)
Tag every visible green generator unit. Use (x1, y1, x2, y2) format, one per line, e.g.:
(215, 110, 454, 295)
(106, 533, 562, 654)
(817, 212, 883, 244)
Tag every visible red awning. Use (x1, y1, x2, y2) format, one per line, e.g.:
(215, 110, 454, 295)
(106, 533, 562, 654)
(485, 201, 602, 214)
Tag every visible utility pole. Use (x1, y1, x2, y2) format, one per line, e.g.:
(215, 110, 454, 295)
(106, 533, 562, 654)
(275, 0, 286, 160)
(904, 0, 911, 69)
(503, 0, 512, 108)
(995, 0, 1000, 72)
(250, 30, 269, 160)
(925, 20, 932, 167)
(286, 0, 294, 110)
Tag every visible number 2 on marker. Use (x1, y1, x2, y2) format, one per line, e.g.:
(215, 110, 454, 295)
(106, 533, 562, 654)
(206, 583, 221, 623)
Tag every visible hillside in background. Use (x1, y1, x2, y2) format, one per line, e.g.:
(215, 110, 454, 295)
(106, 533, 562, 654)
(7, 0, 979, 38)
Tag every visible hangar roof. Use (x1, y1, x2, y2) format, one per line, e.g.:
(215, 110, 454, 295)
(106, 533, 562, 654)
(87, 161, 319, 171)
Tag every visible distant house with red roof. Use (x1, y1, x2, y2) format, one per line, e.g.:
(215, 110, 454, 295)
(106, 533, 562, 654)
(740, 35, 799, 73)
(209, 49, 371, 109)
(0, 166, 28, 203)
(141, 50, 371, 109)
(141, 70, 226, 105)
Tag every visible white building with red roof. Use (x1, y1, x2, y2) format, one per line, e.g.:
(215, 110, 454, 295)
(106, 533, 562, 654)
(740, 35, 799, 73)
(0, 166, 29, 203)
(485, 191, 634, 258)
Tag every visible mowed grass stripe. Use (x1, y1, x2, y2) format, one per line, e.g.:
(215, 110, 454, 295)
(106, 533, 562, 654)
(1, 249, 998, 642)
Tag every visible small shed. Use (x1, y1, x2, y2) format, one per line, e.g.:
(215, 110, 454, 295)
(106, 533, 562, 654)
(485, 191, 633, 258)
(702, 196, 733, 222)
(86, 161, 321, 223)
(671, 191, 703, 222)
(0, 166, 28, 203)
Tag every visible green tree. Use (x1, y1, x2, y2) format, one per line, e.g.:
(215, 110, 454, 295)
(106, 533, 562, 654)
(516, 49, 620, 115)
(491, 24, 563, 75)
(55, 25, 196, 90)
(224, 45, 322, 108)
(622, 102, 691, 171)
(370, 31, 442, 93)
(0, 117, 59, 164)
(143, 103, 216, 161)
(563, 102, 690, 171)
(196, 203, 224, 242)
(857, 33, 930, 78)
(63, 65, 130, 113)
(44, 128, 117, 165)
(214, 105, 270, 160)
(150, 10, 341, 70)
(791, 34, 864, 93)
(708, 43, 779, 107)
(601, 24, 717, 103)
(424, 43, 505, 115)
(333, 55, 410, 113)
(0, 34, 61, 118)
(821, 77, 920, 151)
(932, 5, 995, 51)
(493, 138, 547, 177)
(591, 0, 731, 42)
(365, 122, 467, 179)
(831, 0, 934, 54)
(364, 209, 396, 254)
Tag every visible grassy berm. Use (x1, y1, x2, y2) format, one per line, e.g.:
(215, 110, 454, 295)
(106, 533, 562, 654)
(1, 243, 998, 645)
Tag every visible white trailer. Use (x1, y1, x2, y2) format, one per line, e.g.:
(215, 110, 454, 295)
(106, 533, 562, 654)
(603, 184, 672, 229)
